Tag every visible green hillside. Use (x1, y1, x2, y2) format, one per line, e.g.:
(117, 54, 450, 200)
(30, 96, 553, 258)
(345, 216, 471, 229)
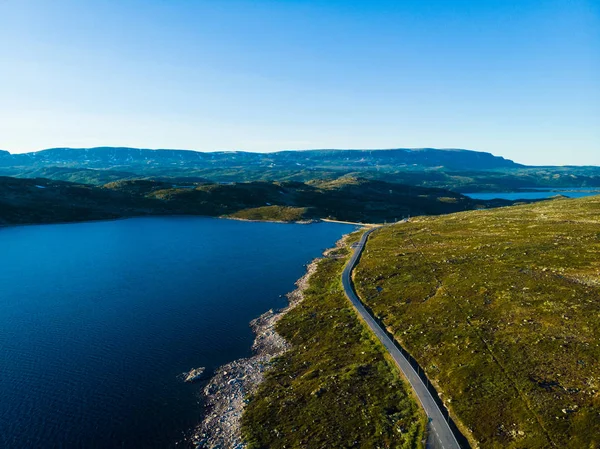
(242, 236, 426, 449)
(353, 196, 600, 448)
(1, 176, 525, 226)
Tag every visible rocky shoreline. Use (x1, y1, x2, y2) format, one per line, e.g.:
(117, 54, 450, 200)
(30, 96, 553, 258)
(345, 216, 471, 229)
(190, 257, 321, 448)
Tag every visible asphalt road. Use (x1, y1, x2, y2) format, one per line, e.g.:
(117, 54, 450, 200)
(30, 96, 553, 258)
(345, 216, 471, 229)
(342, 228, 462, 449)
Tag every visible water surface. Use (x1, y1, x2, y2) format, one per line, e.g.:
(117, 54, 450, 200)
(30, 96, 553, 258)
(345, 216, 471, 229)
(464, 188, 600, 201)
(0, 217, 355, 448)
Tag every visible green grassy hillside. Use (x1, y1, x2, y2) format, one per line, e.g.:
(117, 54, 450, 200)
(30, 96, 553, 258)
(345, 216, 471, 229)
(242, 236, 426, 449)
(228, 205, 310, 222)
(2, 176, 523, 226)
(0, 176, 157, 225)
(353, 196, 600, 448)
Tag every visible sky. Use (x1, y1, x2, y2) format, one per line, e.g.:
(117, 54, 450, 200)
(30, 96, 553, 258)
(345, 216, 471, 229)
(0, 0, 598, 165)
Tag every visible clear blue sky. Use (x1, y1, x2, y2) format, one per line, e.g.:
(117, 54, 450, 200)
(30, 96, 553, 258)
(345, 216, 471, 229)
(1, 0, 598, 165)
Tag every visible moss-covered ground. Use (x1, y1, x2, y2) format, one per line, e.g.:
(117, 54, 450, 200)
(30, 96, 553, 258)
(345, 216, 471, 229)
(354, 196, 600, 448)
(227, 205, 309, 222)
(2, 175, 533, 226)
(241, 235, 426, 449)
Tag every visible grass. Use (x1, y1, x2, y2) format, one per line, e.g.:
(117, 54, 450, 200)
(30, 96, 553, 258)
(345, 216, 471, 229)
(241, 235, 426, 449)
(4, 175, 522, 226)
(353, 196, 600, 448)
(227, 205, 309, 222)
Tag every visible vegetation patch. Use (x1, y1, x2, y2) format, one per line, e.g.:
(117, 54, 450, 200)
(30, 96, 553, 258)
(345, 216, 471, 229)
(2, 175, 532, 226)
(354, 196, 600, 448)
(227, 205, 309, 222)
(241, 237, 426, 449)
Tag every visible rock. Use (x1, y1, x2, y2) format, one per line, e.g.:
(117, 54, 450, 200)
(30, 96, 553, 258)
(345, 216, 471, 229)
(184, 367, 207, 383)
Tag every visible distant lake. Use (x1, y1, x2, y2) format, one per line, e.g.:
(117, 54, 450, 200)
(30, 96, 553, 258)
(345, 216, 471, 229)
(0, 217, 355, 449)
(464, 188, 600, 201)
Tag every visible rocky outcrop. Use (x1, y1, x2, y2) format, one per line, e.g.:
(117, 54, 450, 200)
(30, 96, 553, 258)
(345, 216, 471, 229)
(183, 367, 207, 383)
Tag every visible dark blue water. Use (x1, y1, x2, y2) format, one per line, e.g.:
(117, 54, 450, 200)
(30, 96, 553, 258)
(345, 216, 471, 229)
(464, 189, 600, 201)
(0, 217, 355, 449)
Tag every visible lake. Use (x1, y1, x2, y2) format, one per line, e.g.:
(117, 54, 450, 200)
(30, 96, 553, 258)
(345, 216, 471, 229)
(464, 188, 600, 201)
(0, 217, 355, 448)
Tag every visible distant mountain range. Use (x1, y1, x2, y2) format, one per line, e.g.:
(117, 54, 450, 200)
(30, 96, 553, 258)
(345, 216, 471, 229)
(0, 147, 520, 169)
(2, 147, 596, 226)
(1, 147, 599, 191)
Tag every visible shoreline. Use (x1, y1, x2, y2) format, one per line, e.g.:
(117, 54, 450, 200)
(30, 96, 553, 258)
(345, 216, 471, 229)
(0, 214, 320, 229)
(190, 236, 349, 449)
(222, 216, 318, 225)
(0, 214, 366, 229)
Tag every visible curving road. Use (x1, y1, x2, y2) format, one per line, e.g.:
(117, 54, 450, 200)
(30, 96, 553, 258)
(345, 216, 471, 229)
(342, 228, 462, 449)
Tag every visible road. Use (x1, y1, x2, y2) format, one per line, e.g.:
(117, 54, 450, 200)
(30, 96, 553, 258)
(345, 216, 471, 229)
(342, 228, 462, 449)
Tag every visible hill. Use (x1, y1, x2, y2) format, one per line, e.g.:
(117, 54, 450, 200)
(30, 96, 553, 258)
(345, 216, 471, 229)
(0, 176, 527, 226)
(353, 195, 600, 448)
(0, 177, 157, 225)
